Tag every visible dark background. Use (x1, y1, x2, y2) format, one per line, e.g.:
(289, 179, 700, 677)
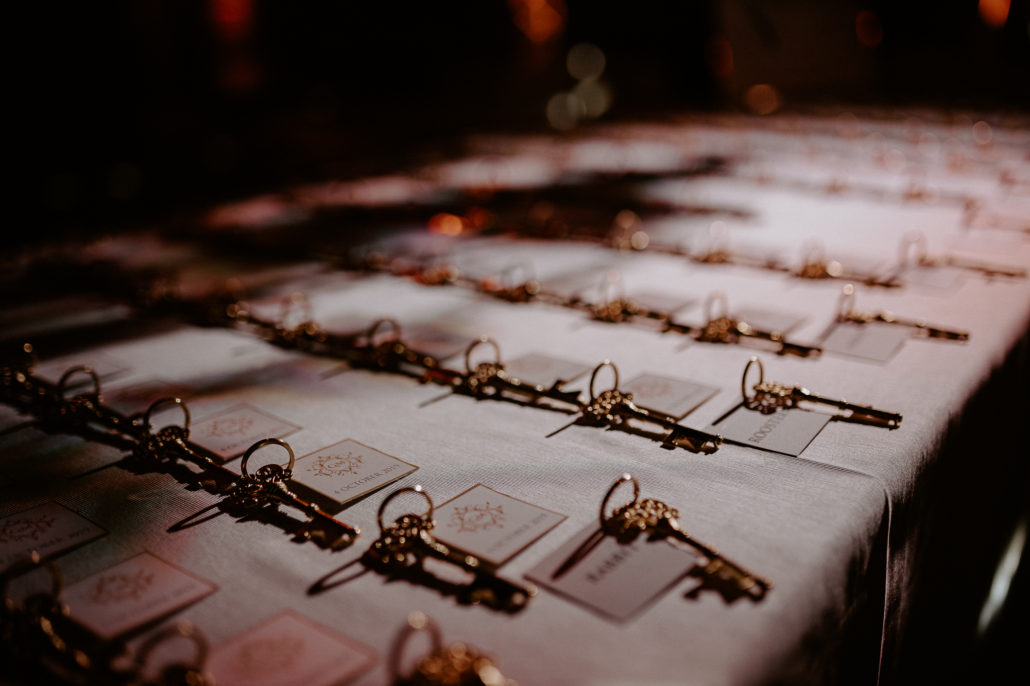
(18, 1, 1030, 243)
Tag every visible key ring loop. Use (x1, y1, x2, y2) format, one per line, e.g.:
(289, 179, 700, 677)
(595, 270, 625, 306)
(366, 318, 402, 346)
(498, 262, 537, 292)
(278, 292, 314, 328)
(57, 365, 101, 399)
(599, 473, 640, 527)
(377, 485, 434, 533)
(897, 231, 929, 269)
(240, 437, 295, 479)
(588, 360, 620, 402)
(836, 283, 857, 320)
(741, 356, 764, 403)
(464, 336, 502, 375)
(388, 611, 444, 684)
(133, 621, 209, 678)
(703, 290, 730, 323)
(800, 239, 826, 267)
(1, 552, 63, 613)
(143, 397, 191, 433)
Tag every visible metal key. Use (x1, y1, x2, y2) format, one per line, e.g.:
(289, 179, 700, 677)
(898, 231, 1026, 281)
(794, 241, 900, 288)
(350, 318, 463, 386)
(600, 474, 770, 603)
(836, 283, 969, 341)
(694, 292, 822, 357)
(364, 486, 536, 612)
(390, 611, 516, 686)
(741, 356, 902, 429)
(458, 337, 582, 408)
(556, 360, 721, 454)
(224, 438, 360, 549)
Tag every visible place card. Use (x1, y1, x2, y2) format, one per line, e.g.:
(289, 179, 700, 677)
(0, 502, 107, 568)
(401, 324, 471, 362)
(732, 306, 807, 335)
(35, 352, 129, 387)
(504, 353, 590, 387)
(103, 379, 193, 415)
(207, 611, 376, 686)
(819, 322, 910, 363)
(525, 523, 698, 623)
(433, 485, 566, 566)
(291, 439, 418, 509)
(191, 405, 300, 462)
(63, 552, 216, 639)
(628, 291, 694, 316)
(898, 264, 966, 291)
(621, 374, 718, 419)
(708, 404, 831, 457)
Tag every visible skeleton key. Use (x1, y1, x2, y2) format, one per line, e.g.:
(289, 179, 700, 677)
(477, 263, 543, 303)
(364, 486, 535, 611)
(126, 622, 213, 686)
(601, 473, 770, 601)
(795, 241, 900, 288)
(600, 474, 770, 602)
(585, 271, 672, 325)
(836, 283, 969, 341)
(352, 319, 463, 386)
(390, 611, 516, 686)
(741, 356, 902, 429)
(574, 361, 721, 454)
(225, 438, 360, 549)
(460, 337, 582, 408)
(898, 231, 1026, 280)
(695, 292, 822, 358)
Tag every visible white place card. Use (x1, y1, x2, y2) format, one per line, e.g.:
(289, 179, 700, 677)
(820, 322, 910, 363)
(433, 484, 566, 566)
(291, 439, 418, 508)
(621, 374, 718, 419)
(504, 353, 590, 387)
(191, 404, 300, 462)
(709, 404, 831, 457)
(0, 502, 107, 568)
(63, 552, 216, 639)
(207, 611, 377, 686)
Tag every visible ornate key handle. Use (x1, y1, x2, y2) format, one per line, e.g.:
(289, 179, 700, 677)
(128, 622, 212, 686)
(590, 271, 637, 323)
(463, 337, 505, 396)
(132, 397, 192, 464)
(480, 262, 541, 303)
(226, 437, 296, 509)
(274, 292, 327, 346)
(370, 485, 437, 569)
(897, 230, 1026, 280)
(796, 240, 842, 280)
(584, 360, 631, 424)
(740, 357, 791, 414)
(695, 291, 736, 343)
(389, 611, 515, 686)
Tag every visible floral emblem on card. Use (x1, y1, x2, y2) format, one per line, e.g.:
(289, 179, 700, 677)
(0, 513, 57, 543)
(89, 569, 155, 604)
(450, 502, 505, 533)
(233, 636, 304, 677)
(205, 416, 255, 438)
(307, 451, 363, 477)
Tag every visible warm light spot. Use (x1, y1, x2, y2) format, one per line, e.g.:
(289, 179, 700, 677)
(613, 209, 640, 231)
(629, 231, 650, 251)
(972, 120, 994, 146)
(978, 0, 1011, 28)
(211, 0, 253, 42)
(428, 213, 466, 236)
(705, 35, 734, 79)
(743, 84, 783, 115)
(546, 92, 586, 130)
(508, 0, 567, 44)
(855, 10, 883, 48)
(572, 79, 613, 118)
(567, 43, 605, 80)
(464, 206, 494, 230)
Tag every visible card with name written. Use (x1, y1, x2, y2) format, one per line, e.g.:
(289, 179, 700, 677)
(207, 611, 377, 686)
(621, 374, 718, 420)
(63, 552, 216, 639)
(819, 322, 910, 364)
(504, 353, 590, 387)
(525, 523, 698, 623)
(0, 502, 107, 568)
(708, 404, 831, 457)
(191, 404, 300, 462)
(433, 485, 566, 567)
(291, 439, 418, 509)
